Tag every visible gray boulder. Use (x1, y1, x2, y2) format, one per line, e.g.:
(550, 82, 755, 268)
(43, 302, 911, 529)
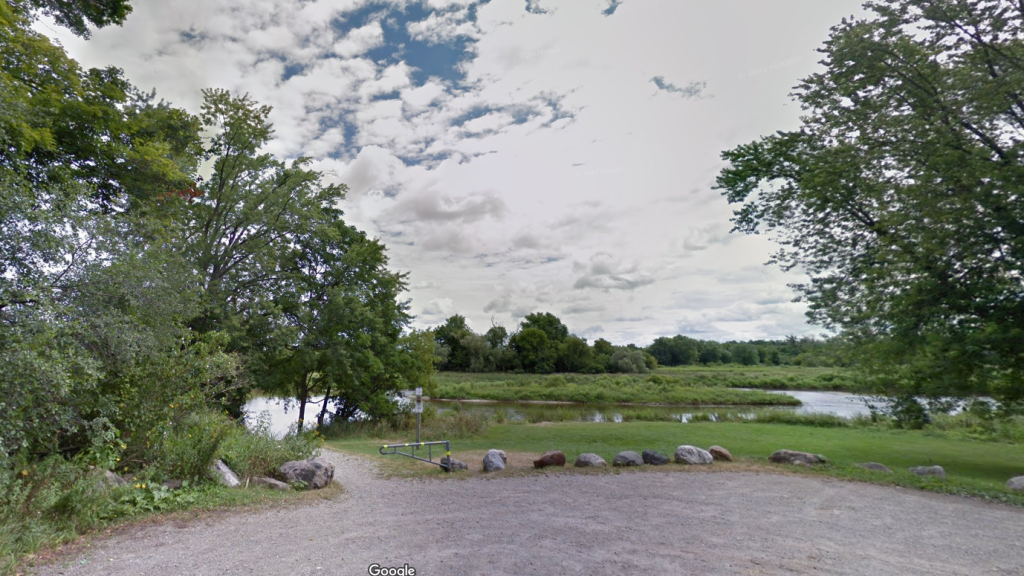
(708, 446, 733, 462)
(279, 456, 335, 489)
(211, 459, 241, 487)
(483, 450, 506, 472)
(674, 445, 713, 465)
(909, 465, 946, 478)
(1007, 476, 1024, 491)
(100, 470, 128, 488)
(768, 450, 826, 466)
(439, 456, 468, 472)
(613, 451, 643, 467)
(254, 476, 291, 491)
(488, 449, 508, 464)
(642, 450, 670, 465)
(161, 479, 184, 490)
(856, 462, 893, 473)
(574, 453, 607, 468)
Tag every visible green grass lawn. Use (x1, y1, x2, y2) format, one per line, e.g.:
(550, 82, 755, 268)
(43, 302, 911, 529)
(328, 421, 1024, 505)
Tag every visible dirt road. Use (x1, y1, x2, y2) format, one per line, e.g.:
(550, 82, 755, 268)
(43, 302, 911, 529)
(36, 451, 1024, 576)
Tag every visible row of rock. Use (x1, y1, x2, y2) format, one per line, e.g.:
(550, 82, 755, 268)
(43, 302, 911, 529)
(101, 457, 335, 492)
(210, 457, 335, 490)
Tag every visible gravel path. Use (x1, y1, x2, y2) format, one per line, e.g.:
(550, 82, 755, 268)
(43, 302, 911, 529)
(37, 451, 1024, 576)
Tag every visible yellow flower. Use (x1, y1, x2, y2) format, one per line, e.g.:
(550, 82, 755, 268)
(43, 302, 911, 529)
(20, 469, 28, 477)
(135, 483, 140, 489)
(142, 483, 147, 489)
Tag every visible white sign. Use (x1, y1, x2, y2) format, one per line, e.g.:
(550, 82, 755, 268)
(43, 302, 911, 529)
(415, 387, 422, 397)
(413, 401, 423, 414)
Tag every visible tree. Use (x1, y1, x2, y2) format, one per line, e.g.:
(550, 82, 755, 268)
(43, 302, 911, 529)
(520, 312, 569, 343)
(715, 0, 1024, 403)
(557, 336, 593, 372)
(510, 327, 556, 373)
(433, 315, 471, 371)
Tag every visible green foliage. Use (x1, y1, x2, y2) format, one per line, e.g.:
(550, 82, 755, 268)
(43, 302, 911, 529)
(218, 414, 321, 482)
(432, 372, 800, 405)
(715, 0, 1024, 402)
(609, 348, 650, 374)
(158, 411, 234, 482)
(509, 327, 557, 373)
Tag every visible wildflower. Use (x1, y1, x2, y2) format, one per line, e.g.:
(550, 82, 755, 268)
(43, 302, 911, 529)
(20, 469, 28, 476)
(135, 483, 140, 489)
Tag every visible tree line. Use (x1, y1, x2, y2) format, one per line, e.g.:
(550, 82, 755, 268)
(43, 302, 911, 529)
(430, 312, 842, 374)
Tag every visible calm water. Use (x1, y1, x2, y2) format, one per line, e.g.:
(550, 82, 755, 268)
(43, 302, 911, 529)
(243, 390, 873, 435)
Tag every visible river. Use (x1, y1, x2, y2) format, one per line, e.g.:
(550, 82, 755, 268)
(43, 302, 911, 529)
(243, 390, 874, 436)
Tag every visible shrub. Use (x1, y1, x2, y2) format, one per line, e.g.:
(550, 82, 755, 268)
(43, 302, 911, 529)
(158, 410, 235, 481)
(218, 413, 321, 482)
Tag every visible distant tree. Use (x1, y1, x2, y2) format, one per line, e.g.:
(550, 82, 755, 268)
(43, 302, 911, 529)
(731, 343, 760, 366)
(557, 336, 593, 373)
(610, 348, 650, 374)
(510, 327, 557, 373)
(715, 0, 1024, 402)
(433, 315, 472, 371)
(698, 342, 722, 365)
(521, 312, 569, 343)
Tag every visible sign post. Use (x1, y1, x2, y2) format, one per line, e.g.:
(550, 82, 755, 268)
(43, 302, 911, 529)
(412, 387, 423, 443)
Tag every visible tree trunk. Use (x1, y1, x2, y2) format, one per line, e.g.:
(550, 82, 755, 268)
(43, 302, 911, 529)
(296, 372, 310, 433)
(316, 383, 332, 429)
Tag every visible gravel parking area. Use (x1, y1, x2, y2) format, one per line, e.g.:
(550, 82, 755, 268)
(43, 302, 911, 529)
(36, 450, 1024, 576)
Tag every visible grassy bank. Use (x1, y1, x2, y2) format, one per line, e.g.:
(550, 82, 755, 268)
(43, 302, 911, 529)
(328, 420, 1024, 505)
(433, 373, 803, 405)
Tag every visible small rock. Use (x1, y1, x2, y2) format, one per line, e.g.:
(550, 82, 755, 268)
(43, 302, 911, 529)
(488, 449, 508, 464)
(855, 462, 892, 473)
(613, 451, 643, 467)
(483, 450, 506, 472)
(909, 465, 946, 478)
(674, 445, 714, 465)
(439, 456, 468, 472)
(253, 476, 290, 491)
(768, 450, 826, 466)
(708, 446, 733, 462)
(574, 453, 607, 468)
(642, 450, 670, 466)
(533, 450, 566, 469)
(211, 459, 241, 487)
(279, 457, 335, 489)
(1007, 476, 1024, 491)
(161, 479, 184, 490)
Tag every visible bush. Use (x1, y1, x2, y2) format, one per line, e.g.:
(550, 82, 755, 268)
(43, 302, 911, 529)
(218, 413, 321, 482)
(159, 410, 234, 481)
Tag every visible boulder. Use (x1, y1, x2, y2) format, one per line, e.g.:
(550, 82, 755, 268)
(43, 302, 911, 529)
(768, 450, 826, 466)
(708, 446, 733, 462)
(1007, 476, 1024, 491)
(855, 462, 893, 473)
(253, 476, 291, 491)
(533, 450, 566, 469)
(211, 459, 241, 487)
(100, 470, 128, 488)
(674, 445, 714, 465)
(161, 479, 184, 490)
(439, 456, 468, 472)
(574, 453, 607, 468)
(483, 450, 506, 472)
(279, 457, 335, 489)
(613, 451, 643, 467)
(488, 449, 508, 464)
(909, 465, 946, 478)
(642, 450, 670, 466)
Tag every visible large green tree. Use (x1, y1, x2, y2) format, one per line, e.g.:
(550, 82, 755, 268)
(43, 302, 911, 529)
(716, 0, 1024, 404)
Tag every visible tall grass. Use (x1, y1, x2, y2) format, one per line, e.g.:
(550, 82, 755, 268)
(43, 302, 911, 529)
(433, 373, 802, 405)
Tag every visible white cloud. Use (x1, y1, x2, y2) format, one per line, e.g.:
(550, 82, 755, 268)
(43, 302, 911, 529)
(41, 0, 868, 344)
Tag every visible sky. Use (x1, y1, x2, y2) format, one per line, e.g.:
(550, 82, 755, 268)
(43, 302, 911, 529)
(40, 0, 868, 345)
